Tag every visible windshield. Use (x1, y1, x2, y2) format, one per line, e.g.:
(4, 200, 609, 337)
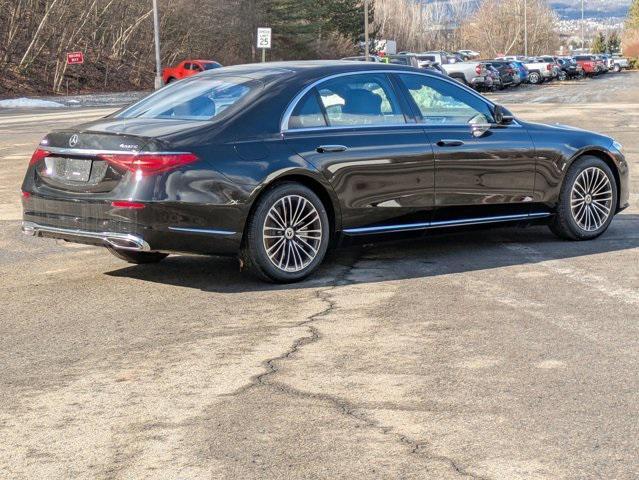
(116, 76, 254, 121)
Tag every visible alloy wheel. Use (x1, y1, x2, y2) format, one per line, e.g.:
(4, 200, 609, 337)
(570, 167, 613, 232)
(262, 195, 323, 272)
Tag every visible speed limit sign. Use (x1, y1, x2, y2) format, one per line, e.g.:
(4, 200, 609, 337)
(257, 28, 272, 49)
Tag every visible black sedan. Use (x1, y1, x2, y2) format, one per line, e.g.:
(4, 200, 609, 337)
(21, 61, 630, 282)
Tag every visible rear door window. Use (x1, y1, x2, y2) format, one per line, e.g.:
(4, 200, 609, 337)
(315, 74, 406, 127)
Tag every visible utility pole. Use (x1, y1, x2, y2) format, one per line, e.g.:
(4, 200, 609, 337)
(581, 0, 585, 51)
(152, 0, 162, 89)
(524, 0, 528, 57)
(364, 0, 370, 61)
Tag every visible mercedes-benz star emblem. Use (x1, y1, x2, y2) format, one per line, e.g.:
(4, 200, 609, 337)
(69, 134, 79, 147)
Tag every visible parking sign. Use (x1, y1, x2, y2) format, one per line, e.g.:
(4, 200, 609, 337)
(257, 28, 272, 49)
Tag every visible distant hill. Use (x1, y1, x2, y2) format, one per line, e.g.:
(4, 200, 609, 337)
(550, 0, 631, 20)
(419, 0, 631, 20)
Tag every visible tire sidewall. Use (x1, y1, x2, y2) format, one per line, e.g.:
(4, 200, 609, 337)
(529, 72, 540, 84)
(559, 157, 617, 240)
(245, 183, 330, 283)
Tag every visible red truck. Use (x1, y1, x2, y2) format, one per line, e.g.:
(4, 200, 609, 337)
(162, 60, 222, 84)
(574, 55, 600, 76)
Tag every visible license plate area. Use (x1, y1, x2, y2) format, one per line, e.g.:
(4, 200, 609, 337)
(45, 157, 92, 182)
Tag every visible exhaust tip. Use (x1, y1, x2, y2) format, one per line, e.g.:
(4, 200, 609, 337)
(22, 222, 37, 236)
(105, 235, 149, 251)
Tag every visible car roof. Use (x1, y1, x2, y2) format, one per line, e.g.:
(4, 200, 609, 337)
(198, 60, 445, 83)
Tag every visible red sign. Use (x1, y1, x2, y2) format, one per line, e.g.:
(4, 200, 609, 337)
(66, 52, 84, 65)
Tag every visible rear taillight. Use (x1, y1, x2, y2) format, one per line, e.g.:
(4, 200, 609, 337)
(546, 64, 552, 71)
(21, 190, 31, 199)
(97, 152, 198, 176)
(475, 64, 482, 75)
(29, 148, 49, 165)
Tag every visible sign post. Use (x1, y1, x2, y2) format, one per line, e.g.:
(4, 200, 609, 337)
(257, 28, 272, 63)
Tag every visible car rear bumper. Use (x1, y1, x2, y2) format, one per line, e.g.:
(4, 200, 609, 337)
(22, 221, 150, 251)
(22, 195, 245, 255)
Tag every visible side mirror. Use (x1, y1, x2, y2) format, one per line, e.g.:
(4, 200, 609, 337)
(494, 104, 514, 125)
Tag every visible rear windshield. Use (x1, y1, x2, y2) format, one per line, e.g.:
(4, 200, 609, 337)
(115, 76, 255, 121)
(202, 62, 222, 70)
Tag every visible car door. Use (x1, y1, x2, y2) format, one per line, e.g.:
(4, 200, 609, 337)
(395, 72, 537, 223)
(282, 72, 435, 233)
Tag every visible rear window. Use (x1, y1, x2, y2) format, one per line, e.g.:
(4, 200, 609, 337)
(115, 76, 254, 121)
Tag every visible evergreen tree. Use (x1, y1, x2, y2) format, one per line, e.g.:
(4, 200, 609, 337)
(606, 31, 621, 53)
(626, 0, 639, 31)
(591, 32, 606, 53)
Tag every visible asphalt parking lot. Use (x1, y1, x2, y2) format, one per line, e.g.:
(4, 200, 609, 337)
(1, 72, 638, 479)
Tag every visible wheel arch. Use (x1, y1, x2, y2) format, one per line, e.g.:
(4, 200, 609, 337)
(241, 171, 342, 246)
(567, 148, 622, 211)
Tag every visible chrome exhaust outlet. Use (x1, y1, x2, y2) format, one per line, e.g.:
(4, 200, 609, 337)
(22, 221, 151, 252)
(105, 235, 149, 251)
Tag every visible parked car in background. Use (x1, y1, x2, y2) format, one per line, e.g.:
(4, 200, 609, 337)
(385, 54, 421, 68)
(523, 57, 554, 84)
(162, 60, 222, 84)
(509, 61, 529, 84)
(483, 63, 501, 90)
(456, 49, 480, 60)
(611, 55, 630, 72)
(341, 56, 384, 62)
(413, 52, 491, 90)
(593, 55, 609, 73)
(574, 55, 600, 76)
(539, 56, 561, 79)
(557, 57, 583, 80)
(484, 60, 516, 89)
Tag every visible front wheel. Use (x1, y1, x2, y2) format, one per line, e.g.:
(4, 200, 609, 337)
(549, 156, 617, 241)
(242, 183, 330, 283)
(558, 71, 567, 81)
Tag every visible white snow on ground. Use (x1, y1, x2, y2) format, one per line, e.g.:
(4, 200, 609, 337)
(0, 97, 65, 108)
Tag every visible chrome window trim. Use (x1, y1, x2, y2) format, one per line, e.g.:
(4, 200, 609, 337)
(280, 70, 513, 133)
(40, 146, 193, 156)
(342, 212, 550, 235)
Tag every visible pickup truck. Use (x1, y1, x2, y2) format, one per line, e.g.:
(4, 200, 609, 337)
(611, 56, 630, 72)
(522, 57, 554, 84)
(418, 52, 491, 90)
(574, 55, 600, 76)
(162, 59, 222, 84)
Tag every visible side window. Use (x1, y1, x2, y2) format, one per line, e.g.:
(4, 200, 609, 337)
(184, 62, 192, 70)
(398, 74, 494, 125)
(288, 91, 327, 130)
(316, 74, 405, 127)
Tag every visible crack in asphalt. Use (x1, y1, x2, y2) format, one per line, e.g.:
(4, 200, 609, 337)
(232, 249, 491, 480)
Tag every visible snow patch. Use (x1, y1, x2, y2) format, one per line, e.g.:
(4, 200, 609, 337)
(0, 97, 65, 109)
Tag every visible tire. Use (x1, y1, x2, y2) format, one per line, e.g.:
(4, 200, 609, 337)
(528, 72, 541, 84)
(549, 156, 617, 241)
(107, 247, 168, 264)
(613, 64, 621, 73)
(558, 71, 567, 81)
(166, 77, 175, 84)
(242, 182, 330, 283)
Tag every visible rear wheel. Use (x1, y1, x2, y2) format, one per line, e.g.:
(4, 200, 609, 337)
(613, 64, 621, 73)
(528, 72, 541, 84)
(242, 183, 330, 283)
(549, 156, 617, 241)
(107, 247, 168, 264)
(558, 70, 567, 81)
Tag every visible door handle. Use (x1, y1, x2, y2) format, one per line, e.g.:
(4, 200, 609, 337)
(316, 145, 348, 153)
(436, 139, 464, 147)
